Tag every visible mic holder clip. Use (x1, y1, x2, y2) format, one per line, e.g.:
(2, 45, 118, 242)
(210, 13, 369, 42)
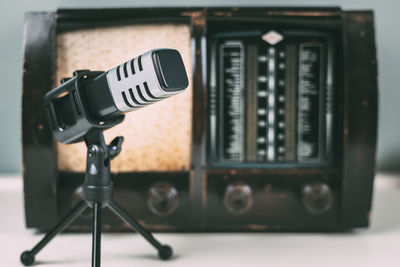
(44, 70, 125, 144)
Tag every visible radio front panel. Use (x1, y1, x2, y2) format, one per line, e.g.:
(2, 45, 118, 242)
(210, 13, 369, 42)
(209, 29, 336, 167)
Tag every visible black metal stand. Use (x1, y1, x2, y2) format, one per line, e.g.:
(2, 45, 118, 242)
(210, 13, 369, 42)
(20, 128, 173, 266)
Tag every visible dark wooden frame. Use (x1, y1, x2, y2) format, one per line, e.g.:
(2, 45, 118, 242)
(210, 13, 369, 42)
(22, 7, 378, 231)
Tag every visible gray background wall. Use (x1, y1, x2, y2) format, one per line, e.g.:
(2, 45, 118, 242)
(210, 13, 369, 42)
(0, 0, 398, 173)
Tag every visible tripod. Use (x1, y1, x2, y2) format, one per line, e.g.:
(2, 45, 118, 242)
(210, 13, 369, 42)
(20, 128, 173, 266)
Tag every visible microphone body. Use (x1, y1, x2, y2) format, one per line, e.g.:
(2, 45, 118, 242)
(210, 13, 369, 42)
(84, 49, 188, 120)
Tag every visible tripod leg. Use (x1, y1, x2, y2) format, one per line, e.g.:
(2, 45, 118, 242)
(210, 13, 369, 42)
(20, 201, 88, 266)
(108, 201, 173, 260)
(92, 202, 102, 267)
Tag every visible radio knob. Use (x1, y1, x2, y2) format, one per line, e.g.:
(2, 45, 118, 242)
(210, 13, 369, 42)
(302, 183, 333, 214)
(147, 182, 179, 216)
(224, 182, 253, 215)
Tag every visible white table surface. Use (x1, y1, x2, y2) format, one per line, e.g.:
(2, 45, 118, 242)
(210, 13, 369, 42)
(1, 173, 399, 267)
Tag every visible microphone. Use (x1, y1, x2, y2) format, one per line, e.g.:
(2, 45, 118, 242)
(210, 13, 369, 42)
(83, 48, 189, 120)
(30, 50, 182, 265)
(44, 48, 189, 144)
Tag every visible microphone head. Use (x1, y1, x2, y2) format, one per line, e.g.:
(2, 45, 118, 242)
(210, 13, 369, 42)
(106, 48, 189, 112)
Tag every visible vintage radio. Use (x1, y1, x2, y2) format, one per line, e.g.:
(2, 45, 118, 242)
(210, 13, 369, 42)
(22, 7, 378, 231)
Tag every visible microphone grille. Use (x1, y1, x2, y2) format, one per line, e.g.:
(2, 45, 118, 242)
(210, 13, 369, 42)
(107, 49, 187, 112)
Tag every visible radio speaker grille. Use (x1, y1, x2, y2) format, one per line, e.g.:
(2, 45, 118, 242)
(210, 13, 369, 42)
(55, 24, 193, 172)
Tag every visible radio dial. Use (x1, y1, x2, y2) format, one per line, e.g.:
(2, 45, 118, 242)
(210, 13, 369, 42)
(302, 183, 333, 214)
(224, 182, 253, 215)
(148, 182, 179, 216)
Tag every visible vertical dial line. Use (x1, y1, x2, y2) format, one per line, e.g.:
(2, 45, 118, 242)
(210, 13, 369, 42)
(325, 43, 334, 160)
(219, 40, 245, 162)
(256, 48, 268, 161)
(210, 41, 217, 160)
(267, 47, 276, 161)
